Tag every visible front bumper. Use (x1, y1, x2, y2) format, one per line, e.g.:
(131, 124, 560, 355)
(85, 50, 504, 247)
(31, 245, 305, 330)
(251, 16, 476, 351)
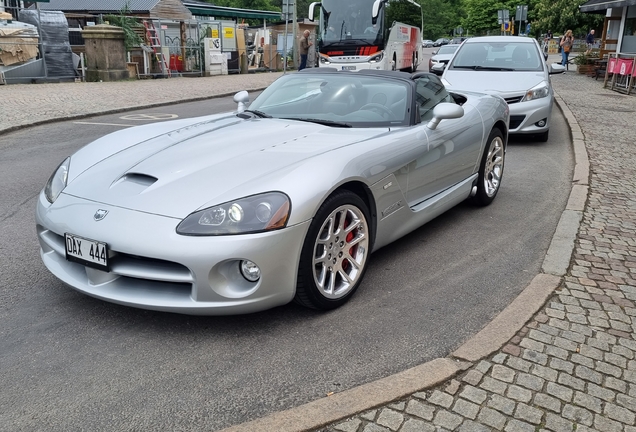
(36, 192, 310, 315)
(318, 59, 385, 71)
(507, 94, 554, 135)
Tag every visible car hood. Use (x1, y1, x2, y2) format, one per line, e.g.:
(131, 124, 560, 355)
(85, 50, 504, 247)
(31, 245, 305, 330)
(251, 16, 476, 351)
(443, 70, 546, 94)
(431, 54, 454, 62)
(64, 117, 386, 219)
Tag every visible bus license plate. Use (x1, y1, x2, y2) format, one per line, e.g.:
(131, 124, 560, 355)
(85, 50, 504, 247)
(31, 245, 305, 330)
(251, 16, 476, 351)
(342, 66, 356, 70)
(65, 233, 109, 271)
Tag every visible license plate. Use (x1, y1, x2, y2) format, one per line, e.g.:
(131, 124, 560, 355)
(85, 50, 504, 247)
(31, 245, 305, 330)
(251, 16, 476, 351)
(65, 233, 109, 271)
(342, 66, 356, 70)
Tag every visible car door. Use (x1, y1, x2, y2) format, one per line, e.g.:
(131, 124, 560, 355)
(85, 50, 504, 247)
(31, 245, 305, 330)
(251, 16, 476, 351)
(406, 75, 483, 207)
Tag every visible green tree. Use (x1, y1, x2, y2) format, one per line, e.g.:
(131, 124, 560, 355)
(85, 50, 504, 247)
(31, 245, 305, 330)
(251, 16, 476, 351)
(104, 3, 142, 50)
(534, 0, 603, 38)
(420, 0, 457, 39)
(206, 0, 279, 11)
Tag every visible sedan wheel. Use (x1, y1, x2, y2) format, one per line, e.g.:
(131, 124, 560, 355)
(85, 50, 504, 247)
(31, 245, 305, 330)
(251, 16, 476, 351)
(295, 191, 371, 310)
(473, 128, 505, 206)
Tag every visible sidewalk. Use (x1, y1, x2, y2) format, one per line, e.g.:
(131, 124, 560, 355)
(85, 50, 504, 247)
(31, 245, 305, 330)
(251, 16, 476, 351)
(0, 72, 283, 135)
(3, 68, 636, 432)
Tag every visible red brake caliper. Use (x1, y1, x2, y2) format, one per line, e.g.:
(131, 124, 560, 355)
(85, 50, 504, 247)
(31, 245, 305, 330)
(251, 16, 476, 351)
(343, 214, 355, 271)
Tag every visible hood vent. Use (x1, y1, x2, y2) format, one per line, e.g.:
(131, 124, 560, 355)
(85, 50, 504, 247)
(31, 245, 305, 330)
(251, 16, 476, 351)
(110, 173, 158, 196)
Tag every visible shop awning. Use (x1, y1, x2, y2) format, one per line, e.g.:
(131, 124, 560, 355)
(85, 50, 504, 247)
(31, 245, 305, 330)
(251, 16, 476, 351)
(579, 0, 636, 12)
(183, 1, 280, 20)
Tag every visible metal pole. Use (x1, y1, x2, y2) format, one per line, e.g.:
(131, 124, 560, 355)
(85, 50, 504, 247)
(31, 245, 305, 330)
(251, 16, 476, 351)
(292, 0, 297, 69)
(283, 0, 288, 73)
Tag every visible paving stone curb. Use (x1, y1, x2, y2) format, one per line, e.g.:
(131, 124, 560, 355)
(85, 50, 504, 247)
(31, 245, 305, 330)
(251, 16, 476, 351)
(214, 93, 590, 432)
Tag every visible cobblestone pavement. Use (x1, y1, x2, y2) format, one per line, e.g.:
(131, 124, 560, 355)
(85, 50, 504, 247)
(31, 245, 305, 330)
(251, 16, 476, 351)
(319, 70, 636, 432)
(0, 72, 283, 134)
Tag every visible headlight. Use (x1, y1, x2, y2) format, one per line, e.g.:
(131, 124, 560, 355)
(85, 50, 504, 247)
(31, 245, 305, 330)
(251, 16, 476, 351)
(319, 53, 331, 64)
(44, 157, 70, 204)
(177, 192, 291, 236)
(368, 51, 384, 63)
(522, 81, 550, 102)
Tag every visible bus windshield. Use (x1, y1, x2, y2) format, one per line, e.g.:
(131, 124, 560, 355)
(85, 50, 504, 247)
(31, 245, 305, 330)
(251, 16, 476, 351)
(320, 0, 382, 45)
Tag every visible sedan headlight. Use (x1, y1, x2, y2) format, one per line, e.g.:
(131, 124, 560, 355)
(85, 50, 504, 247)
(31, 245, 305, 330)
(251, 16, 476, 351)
(177, 192, 291, 236)
(44, 157, 70, 203)
(522, 81, 550, 102)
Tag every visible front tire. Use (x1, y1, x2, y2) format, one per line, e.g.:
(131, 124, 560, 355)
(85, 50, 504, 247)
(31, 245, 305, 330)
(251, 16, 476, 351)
(295, 191, 371, 310)
(536, 130, 549, 142)
(473, 128, 505, 206)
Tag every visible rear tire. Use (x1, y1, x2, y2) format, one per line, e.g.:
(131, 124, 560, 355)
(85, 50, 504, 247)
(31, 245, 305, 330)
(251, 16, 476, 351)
(295, 191, 371, 310)
(473, 128, 505, 206)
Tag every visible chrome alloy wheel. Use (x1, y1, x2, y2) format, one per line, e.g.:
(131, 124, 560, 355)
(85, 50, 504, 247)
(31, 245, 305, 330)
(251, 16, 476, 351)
(484, 135, 505, 197)
(312, 204, 369, 299)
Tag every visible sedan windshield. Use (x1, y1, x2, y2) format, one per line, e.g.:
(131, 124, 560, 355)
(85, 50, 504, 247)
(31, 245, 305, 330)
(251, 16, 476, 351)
(450, 41, 543, 72)
(248, 74, 411, 127)
(436, 45, 458, 55)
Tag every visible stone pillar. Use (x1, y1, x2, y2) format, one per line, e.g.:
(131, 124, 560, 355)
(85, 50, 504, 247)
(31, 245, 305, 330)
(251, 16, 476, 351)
(81, 24, 128, 82)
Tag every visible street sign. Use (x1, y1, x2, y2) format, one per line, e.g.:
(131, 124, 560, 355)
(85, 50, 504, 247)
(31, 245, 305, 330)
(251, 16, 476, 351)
(515, 5, 528, 22)
(281, 0, 295, 20)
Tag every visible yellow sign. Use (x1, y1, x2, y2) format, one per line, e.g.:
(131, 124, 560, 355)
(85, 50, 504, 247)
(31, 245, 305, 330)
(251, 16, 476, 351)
(211, 29, 219, 38)
(224, 27, 234, 39)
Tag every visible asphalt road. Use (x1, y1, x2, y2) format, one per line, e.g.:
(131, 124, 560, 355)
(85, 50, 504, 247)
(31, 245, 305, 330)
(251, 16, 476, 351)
(0, 85, 573, 430)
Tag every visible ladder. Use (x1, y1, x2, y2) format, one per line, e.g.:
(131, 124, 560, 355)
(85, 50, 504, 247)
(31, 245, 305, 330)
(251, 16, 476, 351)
(143, 20, 171, 77)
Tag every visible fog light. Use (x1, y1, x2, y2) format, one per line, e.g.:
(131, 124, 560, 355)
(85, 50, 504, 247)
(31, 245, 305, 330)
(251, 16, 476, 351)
(535, 119, 547, 127)
(240, 260, 261, 282)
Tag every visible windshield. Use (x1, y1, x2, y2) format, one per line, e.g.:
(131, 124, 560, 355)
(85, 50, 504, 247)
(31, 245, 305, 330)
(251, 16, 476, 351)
(437, 45, 458, 55)
(248, 74, 411, 127)
(450, 41, 544, 72)
(320, 0, 382, 45)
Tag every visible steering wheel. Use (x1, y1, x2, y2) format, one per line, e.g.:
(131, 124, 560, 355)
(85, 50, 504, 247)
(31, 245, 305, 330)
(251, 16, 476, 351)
(358, 103, 393, 118)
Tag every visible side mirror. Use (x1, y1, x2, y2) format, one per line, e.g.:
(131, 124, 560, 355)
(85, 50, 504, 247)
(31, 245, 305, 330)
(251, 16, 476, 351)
(431, 63, 445, 75)
(372, 0, 383, 24)
(548, 63, 566, 75)
(308, 2, 320, 23)
(233, 90, 250, 112)
(426, 102, 464, 130)
(432, 50, 438, 55)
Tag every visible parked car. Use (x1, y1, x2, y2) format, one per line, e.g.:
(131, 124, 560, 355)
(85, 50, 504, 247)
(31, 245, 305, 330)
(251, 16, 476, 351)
(433, 38, 450, 47)
(428, 44, 460, 75)
(422, 39, 434, 47)
(451, 37, 469, 44)
(439, 36, 565, 142)
(36, 69, 509, 315)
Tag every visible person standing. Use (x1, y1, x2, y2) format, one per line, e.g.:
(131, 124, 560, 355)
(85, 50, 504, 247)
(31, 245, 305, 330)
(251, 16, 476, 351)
(560, 30, 574, 67)
(543, 29, 553, 54)
(585, 29, 595, 55)
(299, 30, 313, 71)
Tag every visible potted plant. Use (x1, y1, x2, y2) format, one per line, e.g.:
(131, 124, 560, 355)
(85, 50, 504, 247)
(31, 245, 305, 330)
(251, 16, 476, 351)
(573, 53, 596, 74)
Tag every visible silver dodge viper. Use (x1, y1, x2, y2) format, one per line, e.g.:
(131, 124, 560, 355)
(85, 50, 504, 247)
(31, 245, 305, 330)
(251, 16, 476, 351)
(36, 70, 509, 315)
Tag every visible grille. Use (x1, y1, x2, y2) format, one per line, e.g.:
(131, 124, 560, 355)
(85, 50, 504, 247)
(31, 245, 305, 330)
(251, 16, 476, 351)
(509, 115, 526, 130)
(505, 96, 524, 104)
(41, 228, 194, 285)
